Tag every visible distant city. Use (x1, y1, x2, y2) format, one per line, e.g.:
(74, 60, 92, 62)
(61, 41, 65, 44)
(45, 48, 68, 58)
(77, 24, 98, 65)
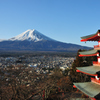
(0, 55, 74, 83)
(0, 53, 75, 99)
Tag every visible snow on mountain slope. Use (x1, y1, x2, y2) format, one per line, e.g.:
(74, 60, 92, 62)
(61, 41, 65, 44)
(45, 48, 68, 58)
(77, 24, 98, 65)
(0, 29, 91, 51)
(0, 39, 7, 42)
(9, 29, 54, 42)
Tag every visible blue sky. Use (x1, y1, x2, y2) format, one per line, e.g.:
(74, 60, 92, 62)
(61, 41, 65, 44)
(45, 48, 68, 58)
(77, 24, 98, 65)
(0, 0, 100, 47)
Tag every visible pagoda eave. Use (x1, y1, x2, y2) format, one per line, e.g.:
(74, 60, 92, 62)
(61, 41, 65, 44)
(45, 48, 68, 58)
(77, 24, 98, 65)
(81, 39, 98, 42)
(76, 66, 100, 76)
(81, 31, 100, 42)
(79, 53, 99, 57)
(76, 69, 97, 76)
(79, 49, 98, 57)
(73, 82, 100, 99)
(81, 39, 96, 42)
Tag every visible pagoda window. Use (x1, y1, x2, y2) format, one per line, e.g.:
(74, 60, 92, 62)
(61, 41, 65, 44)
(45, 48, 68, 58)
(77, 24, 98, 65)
(98, 57, 100, 63)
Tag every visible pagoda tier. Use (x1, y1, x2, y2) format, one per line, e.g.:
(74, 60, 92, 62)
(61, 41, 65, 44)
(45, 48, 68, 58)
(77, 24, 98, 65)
(81, 30, 100, 42)
(79, 49, 99, 57)
(73, 30, 100, 99)
(73, 82, 100, 99)
(76, 66, 100, 76)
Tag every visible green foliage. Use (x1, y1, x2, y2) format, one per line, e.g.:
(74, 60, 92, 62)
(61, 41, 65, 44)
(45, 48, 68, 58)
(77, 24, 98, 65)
(70, 49, 84, 76)
(70, 49, 96, 82)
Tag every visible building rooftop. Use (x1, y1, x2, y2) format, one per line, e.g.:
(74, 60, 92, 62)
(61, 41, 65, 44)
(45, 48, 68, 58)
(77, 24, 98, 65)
(73, 82, 100, 99)
(81, 30, 100, 42)
(79, 49, 98, 57)
(76, 66, 100, 76)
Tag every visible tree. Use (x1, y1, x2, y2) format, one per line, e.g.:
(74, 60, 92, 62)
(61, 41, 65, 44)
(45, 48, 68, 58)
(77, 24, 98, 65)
(70, 49, 94, 82)
(57, 76, 72, 92)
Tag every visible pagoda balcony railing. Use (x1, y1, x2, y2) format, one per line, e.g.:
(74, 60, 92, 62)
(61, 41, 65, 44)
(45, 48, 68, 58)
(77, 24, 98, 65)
(91, 78, 100, 84)
(94, 45, 100, 49)
(93, 61, 100, 65)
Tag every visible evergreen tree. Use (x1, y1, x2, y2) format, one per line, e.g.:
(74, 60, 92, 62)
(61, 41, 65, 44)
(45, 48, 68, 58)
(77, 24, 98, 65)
(70, 49, 96, 82)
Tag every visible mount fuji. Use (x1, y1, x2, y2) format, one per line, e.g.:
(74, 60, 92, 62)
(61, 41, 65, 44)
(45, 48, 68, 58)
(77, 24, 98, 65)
(9, 29, 55, 42)
(0, 29, 90, 51)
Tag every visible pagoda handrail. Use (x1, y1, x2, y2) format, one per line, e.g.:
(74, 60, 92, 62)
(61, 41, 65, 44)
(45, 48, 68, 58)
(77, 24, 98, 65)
(93, 61, 98, 64)
(93, 61, 100, 65)
(91, 77, 100, 83)
(94, 45, 99, 48)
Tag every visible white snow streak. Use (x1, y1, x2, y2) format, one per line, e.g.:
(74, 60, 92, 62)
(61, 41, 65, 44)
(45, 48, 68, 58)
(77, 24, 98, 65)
(8, 29, 54, 42)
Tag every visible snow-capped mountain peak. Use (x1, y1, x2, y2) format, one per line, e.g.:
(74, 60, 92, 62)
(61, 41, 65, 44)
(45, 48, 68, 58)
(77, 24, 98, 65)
(9, 29, 54, 42)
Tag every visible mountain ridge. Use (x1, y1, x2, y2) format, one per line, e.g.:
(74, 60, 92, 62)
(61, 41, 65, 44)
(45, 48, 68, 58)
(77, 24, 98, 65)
(0, 29, 91, 51)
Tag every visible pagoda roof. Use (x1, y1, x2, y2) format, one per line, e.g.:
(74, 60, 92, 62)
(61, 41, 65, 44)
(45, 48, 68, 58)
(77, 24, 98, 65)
(79, 49, 98, 57)
(76, 66, 100, 76)
(73, 82, 100, 98)
(81, 30, 100, 42)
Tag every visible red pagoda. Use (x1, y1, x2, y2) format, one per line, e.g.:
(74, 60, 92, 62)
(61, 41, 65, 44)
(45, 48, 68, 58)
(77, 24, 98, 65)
(73, 30, 100, 100)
